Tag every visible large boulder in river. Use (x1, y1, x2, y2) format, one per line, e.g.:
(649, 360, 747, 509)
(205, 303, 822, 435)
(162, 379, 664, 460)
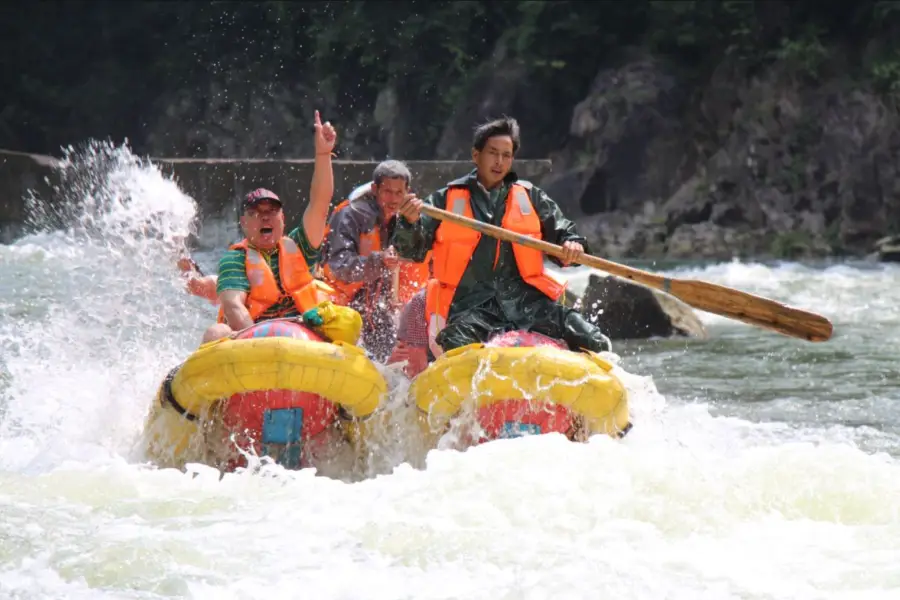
(576, 273, 706, 340)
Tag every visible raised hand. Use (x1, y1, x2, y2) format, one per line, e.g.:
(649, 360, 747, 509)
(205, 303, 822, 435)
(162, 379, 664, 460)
(313, 109, 337, 155)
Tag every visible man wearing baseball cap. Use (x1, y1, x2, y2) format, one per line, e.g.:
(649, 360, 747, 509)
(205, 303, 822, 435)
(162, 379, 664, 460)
(199, 111, 340, 343)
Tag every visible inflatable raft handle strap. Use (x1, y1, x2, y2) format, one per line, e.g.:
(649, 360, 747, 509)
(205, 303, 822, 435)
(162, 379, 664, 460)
(331, 340, 367, 358)
(582, 351, 615, 372)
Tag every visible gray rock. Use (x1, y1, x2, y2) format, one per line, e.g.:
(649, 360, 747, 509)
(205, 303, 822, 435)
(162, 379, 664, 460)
(542, 58, 686, 220)
(577, 272, 707, 340)
(541, 54, 900, 260)
(873, 235, 900, 262)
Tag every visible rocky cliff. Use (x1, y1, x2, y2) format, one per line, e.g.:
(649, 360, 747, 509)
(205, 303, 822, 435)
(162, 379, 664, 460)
(3, 1, 899, 259)
(538, 57, 900, 260)
(138, 52, 900, 261)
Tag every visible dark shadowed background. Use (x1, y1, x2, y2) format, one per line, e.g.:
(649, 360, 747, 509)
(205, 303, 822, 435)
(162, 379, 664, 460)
(2, 0, 900, 259)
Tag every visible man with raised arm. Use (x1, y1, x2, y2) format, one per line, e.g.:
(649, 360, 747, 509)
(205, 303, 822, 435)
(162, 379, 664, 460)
(199, 111, 340, 343)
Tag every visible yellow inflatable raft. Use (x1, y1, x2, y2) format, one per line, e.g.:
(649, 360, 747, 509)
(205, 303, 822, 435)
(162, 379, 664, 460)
(409, 331, 630, 445)
(140, 319, 387, 471)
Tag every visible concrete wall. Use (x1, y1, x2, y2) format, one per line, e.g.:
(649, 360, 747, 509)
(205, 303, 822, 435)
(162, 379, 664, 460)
(152, 157, 554, 229)
(0, 150, 63, 242)
(0, 149, 553, 244)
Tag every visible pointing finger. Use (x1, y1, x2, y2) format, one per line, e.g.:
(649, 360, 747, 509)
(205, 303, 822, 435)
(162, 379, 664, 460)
(314, 110, 322, 127)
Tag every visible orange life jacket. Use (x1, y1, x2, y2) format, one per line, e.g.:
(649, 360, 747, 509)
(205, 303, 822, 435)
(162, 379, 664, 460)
(424, 182, 567, 356)
(321, 186, 431, 306)
(216, 237, 333, 325)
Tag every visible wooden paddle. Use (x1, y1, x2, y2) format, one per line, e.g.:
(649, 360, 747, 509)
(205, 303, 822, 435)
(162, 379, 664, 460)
(418, 204, 834, 343)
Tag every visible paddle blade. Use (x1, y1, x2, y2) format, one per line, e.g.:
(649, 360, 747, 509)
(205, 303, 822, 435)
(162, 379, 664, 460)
(668, 279, 834, 342)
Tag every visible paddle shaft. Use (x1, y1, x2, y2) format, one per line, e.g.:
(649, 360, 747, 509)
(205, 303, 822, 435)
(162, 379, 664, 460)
(391, 265, 400, 304)
(417, 204, 834, 342)
(420, 205, 663, 287)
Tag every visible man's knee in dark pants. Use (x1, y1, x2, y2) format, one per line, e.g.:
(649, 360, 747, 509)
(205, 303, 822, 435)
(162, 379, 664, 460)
(435, 304, 506, 352)
(529, 302, 611, 354)
(435, 317, 489, 352)
(562, 310, 611, 353)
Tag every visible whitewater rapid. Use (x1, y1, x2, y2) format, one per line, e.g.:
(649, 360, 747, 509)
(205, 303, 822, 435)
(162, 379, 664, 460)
(0, 142, 897, 599)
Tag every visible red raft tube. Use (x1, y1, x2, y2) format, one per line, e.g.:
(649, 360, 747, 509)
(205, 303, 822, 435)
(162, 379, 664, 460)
(221, 322, 338, 471)
(476, 331, 577, 440)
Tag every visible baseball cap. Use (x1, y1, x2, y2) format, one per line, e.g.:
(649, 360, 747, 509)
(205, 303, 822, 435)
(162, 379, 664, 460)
(243, 188, 282, 210)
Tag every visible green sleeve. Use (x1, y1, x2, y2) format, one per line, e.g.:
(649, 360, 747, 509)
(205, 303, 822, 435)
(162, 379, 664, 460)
(216, 249, 250, 294)
(391, 188, 447, 263)
(288, 225, 321, 269)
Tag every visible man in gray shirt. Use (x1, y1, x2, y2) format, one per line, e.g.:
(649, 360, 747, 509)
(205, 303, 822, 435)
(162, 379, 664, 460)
(319, 160, 431, 362)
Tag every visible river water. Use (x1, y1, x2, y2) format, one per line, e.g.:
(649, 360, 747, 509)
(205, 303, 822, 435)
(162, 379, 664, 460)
(0, 143, 897, 599)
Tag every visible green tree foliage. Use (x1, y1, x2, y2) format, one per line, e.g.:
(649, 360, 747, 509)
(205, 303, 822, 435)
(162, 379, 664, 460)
(0, 0, 896, 156)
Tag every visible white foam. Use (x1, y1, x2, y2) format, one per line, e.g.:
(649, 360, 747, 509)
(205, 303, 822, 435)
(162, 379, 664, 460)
(0, 142, 897, 598)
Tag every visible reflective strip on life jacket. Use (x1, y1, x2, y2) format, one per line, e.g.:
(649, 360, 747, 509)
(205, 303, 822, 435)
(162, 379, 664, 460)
(500, 185, 567, 301)
(424, 278, 446, 359)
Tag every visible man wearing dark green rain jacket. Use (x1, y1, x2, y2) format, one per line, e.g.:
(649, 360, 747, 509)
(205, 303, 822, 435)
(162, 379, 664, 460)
(391, 116, 611, 357)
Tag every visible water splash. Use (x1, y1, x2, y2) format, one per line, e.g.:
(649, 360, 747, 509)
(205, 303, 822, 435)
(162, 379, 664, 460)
(1, 144, 900, 596)
(0, 141, 206, 473)
(25, 140, 198, 249)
